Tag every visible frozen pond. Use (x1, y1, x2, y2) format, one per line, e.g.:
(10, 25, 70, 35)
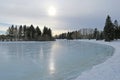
(0, 40, 114, 80)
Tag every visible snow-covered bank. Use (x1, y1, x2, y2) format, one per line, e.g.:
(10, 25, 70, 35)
(76, 40, 120, 80)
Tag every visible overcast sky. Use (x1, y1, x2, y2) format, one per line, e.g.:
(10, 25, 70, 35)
(0, 0, 120, 35)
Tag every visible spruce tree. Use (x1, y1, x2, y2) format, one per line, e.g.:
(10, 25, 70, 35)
(114, 20, 119, 40)
(23, 25, 27, 39)
(29, 25, 35, 40)
(14, 26, 18, 40)
(18, 25, 23, 40)
(119, 26, 120, 39)
(104, 15, 114, 41)
(36, 26, 41, 36)
(35, 26, 41, 40)
(11, 25, 15, 41)
(26, 27, 31, 40)
(42, 26, 48, 36)
(7, 25, 14, 41)
(48, 28, 52, 37)
(93, 28, 98, 39)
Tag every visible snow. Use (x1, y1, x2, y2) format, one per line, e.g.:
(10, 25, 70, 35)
(75, 40, 120, 80)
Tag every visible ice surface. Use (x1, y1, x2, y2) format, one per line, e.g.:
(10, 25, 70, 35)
(0, 40, 114, 80)
(76, 40, 120, 80)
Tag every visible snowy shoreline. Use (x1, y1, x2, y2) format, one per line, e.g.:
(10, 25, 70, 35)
(75, 40, 120, 80)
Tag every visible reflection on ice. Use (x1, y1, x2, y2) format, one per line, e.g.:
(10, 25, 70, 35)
(49, 61, 55, 74)
(49, 42, 57, 74)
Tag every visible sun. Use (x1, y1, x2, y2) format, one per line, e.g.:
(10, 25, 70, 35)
(48, 6, 56, 16)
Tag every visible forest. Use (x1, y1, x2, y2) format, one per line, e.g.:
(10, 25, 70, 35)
(0, 25, 54, 41)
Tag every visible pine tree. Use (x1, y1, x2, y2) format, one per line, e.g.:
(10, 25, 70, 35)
(14, 26, 18, 40)
(118, 26, 120, 39)
(104, 15, 114, 41)
(10, 25, 15, 41)
(29, 25, 35, 40)
(93, 28, 98, 39)
(26, 27, 31, 40)
(67, 32, 73, 40)
(18, 25, 23, 40)
(114, 20, 119, 40)
(48, 28, 52, 37)
(35, 26, 41, 40)
(23, 25, 27, 40)
(7, 26, 12, 41)
(42, 26, 48, 36)
(100, 31, 104, 40)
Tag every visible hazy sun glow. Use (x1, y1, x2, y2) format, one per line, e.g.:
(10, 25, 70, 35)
(48, 6, 56, 16)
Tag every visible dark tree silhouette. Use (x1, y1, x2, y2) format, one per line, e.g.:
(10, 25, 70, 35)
(48, 28, 52, 37)
(114, 20, 119, 40)
(4, 25, 54, 41)
(29, 25, 35, 40)
(93, 28, 98, 39)
(35, 26, 41, 40)
(104, 15, 114, 41)
(23, 25, 27, 39)
(19, 25, 23, 40)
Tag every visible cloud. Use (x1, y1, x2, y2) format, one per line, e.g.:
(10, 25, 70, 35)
(0, 0, 120, 34)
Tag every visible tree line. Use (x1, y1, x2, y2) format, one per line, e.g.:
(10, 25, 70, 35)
(55, 15, 120, 42)
(0, 25, 54, 41)
(55, 28, 103, 40)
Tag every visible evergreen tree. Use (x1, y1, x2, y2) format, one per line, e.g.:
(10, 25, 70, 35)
(93, 28, 98, 39)
(18, 25, 23, 40)
(26, 27, 31, 40)
(48, 28, 52, 37)
(100, 31, 104, 40)
(14, 26, 18, 40)
(117, 26, 120, 39)
(58, 33, 67, 39)
(42, 26, 48, 36)
(35, 26, 41, 40)
(7, 26, 13, 41)
(114, 20, 119, 40)
(42, 26, 54, 40)
(36, 26, 41, 36)
(29, 25, 35, 40)
(67, 32, 73, 40)
(104, 15, 114, 41)
(10, 25, 14, 41)
(23, 25, 27, 39)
